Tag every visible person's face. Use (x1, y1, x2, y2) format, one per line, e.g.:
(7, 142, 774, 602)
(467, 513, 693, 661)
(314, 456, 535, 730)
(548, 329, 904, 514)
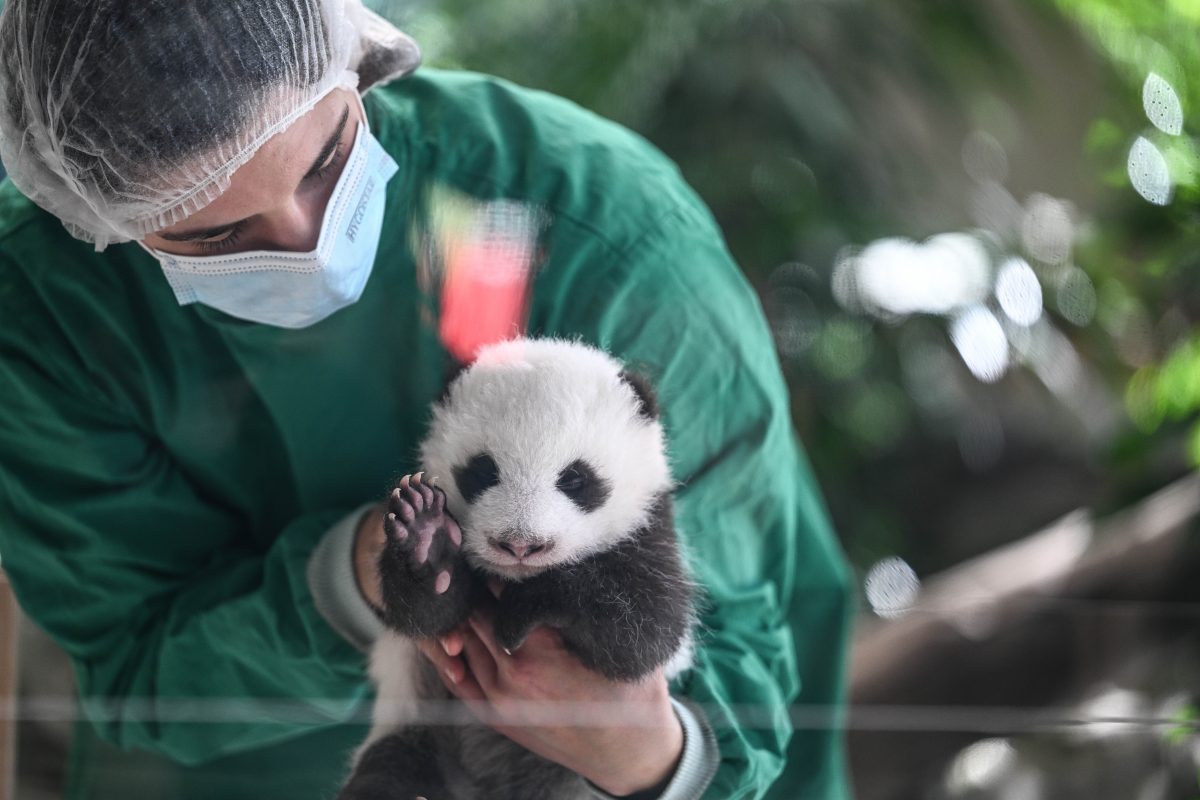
(143, 88, 364, 256)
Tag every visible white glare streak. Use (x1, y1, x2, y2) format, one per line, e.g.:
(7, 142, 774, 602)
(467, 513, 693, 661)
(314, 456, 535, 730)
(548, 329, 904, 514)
(1143, 73, 1183, 135)
(1074, 686, 1146, 740)
(995, 257, 1043, 326)
(864, 557, 920, 619)
(1128, 137, 1173, 205)
(950, 306, 1010, 383)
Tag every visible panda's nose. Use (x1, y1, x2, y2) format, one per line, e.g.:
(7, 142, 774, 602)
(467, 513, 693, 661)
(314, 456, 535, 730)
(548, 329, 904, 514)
(489, 537, 552, 560)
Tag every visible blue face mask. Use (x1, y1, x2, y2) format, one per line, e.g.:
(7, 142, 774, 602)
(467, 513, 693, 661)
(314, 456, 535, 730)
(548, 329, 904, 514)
(142, 116, 400, 329)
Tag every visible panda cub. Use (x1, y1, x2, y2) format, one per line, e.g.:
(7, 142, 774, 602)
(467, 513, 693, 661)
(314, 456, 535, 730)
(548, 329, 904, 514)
(338, 338, 698, 800)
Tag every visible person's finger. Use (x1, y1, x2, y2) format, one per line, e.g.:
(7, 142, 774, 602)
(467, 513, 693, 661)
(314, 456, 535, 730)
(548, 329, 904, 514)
(417, 638, 467, 686)
(444, 669, 485, 702)
(444, 631, 464, 657)
(517, 623, 564, 653)
(466, 611, 513, 664)
(459, 627, 500, 693)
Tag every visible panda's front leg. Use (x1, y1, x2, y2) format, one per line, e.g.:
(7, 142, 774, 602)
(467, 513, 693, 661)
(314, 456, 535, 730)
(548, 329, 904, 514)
(491, 575, 576, 657)
(377, 472, 477, 638)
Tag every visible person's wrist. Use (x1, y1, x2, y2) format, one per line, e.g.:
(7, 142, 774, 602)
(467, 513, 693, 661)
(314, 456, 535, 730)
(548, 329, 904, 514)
(352, 505, 385, 611)
(589, 700, 683, 797)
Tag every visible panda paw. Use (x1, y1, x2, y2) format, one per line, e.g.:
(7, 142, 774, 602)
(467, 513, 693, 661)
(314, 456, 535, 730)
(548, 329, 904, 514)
(385, 472, 462, 594)
(378, 473, 473, 637)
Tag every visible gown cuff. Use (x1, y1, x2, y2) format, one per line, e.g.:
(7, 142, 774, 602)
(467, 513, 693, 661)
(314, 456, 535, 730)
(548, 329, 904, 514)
(306, 502, 386, 652)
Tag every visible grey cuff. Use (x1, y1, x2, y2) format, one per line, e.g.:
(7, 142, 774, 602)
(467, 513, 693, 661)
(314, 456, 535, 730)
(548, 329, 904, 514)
(588, 698, 719, 800)
(306, 502, 386, 652)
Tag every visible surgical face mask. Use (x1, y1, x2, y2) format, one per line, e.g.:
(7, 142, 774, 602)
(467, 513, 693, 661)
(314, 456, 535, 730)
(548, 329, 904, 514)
(141, 109, 400, 329)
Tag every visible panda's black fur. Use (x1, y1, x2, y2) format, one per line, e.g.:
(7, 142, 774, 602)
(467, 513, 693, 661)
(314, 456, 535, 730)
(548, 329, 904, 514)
(336, 338, 697, 800)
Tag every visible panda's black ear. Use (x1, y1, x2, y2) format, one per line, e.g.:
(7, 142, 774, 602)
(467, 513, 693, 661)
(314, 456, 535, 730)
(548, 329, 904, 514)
(439, 358, 469, 405)
(618, 370, 660, 421)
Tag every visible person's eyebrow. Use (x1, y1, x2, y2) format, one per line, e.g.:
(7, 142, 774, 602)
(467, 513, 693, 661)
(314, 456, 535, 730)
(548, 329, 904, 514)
(158, 104, 352, 243)
(302, 104, 350, 180)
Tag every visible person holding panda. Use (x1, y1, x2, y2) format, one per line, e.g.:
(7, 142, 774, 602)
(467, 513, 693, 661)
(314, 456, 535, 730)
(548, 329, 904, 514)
(0, 2, 853, 799)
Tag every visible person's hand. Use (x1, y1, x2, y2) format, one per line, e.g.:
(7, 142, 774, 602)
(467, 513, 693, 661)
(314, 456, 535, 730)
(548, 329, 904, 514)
(353, 504, 387, 610)
(417, 609, 684, 797)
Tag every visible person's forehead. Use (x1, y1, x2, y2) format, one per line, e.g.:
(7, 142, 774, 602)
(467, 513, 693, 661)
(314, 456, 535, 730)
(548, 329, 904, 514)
(153, 89, 355, 236)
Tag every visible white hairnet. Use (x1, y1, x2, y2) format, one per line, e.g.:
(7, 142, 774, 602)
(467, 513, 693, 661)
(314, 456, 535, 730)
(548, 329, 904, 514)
(0, 0, 420, 250)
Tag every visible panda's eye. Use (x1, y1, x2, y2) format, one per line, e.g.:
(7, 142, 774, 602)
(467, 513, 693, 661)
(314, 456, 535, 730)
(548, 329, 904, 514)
(454, 453, 500, 503)
(556, 459, 610, 512)
(559, 470, 585, 492)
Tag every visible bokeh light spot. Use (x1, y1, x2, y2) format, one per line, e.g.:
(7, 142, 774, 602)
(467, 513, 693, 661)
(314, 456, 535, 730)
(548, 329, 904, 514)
(1143, 73, 1183, 136)
(815, 318, 872, 379)
(1128, 136, 1173, 205)
(995, 257, 1043, 326)
(844, 382, 910, 452)
(1020, 194, 1074, 265)
(962, 130, 1009, 183)
(863, 556, 920, 619)
(946, 739, 1016, 793)
(854, 234, 990, 317)
(950, 306, 1010, 383)
(968, 180, 1023, 240)
(1056, 266, 1097, 327)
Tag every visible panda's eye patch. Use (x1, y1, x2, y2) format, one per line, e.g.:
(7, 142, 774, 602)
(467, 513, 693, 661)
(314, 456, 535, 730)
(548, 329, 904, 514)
(556, 459, 610, 512)
(454, 453, 500, 504)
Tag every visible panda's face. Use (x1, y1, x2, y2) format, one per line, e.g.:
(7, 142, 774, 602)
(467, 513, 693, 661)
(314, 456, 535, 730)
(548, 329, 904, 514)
(418, 339, 671, 580)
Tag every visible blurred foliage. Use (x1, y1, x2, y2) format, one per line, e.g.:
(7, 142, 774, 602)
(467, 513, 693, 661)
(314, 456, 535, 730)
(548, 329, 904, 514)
(1164, 704, 1200, 795)
(1128, 334, 1200, 463)
(1059, 0, 1200, 471)
(364, 0, 1200, 578)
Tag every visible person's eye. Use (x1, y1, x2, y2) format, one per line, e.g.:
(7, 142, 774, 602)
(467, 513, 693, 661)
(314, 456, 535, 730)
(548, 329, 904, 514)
(193, 222, 247, 254)
(306, 141, 345, 184)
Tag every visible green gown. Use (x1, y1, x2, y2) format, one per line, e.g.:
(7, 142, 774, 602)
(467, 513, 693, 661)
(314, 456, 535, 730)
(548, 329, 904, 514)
(0, 69, 853, 799)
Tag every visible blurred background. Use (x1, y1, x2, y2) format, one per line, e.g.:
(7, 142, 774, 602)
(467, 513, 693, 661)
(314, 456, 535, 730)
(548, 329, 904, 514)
(9, 0, 1200, 798)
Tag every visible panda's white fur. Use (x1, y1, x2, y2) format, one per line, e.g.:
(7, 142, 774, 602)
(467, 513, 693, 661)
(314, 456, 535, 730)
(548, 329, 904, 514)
(420, 338, 674, 577)
(345, 338, 695, 799)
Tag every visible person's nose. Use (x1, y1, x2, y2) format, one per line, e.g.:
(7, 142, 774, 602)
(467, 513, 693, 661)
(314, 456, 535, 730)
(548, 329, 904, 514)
(258, 194, 326, 252)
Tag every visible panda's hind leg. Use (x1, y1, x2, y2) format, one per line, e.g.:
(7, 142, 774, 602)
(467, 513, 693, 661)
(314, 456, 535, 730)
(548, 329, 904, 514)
(336, 728, 449, 800)
(378, 473, 475, 638)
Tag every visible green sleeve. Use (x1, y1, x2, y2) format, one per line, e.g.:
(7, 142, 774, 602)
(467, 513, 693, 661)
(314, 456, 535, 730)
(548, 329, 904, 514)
(0, 316, 369, 765)
(545, 205, 854, 798)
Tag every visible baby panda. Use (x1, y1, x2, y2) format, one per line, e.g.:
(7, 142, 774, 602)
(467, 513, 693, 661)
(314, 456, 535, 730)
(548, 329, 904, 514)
(337, 337, 697, 800)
